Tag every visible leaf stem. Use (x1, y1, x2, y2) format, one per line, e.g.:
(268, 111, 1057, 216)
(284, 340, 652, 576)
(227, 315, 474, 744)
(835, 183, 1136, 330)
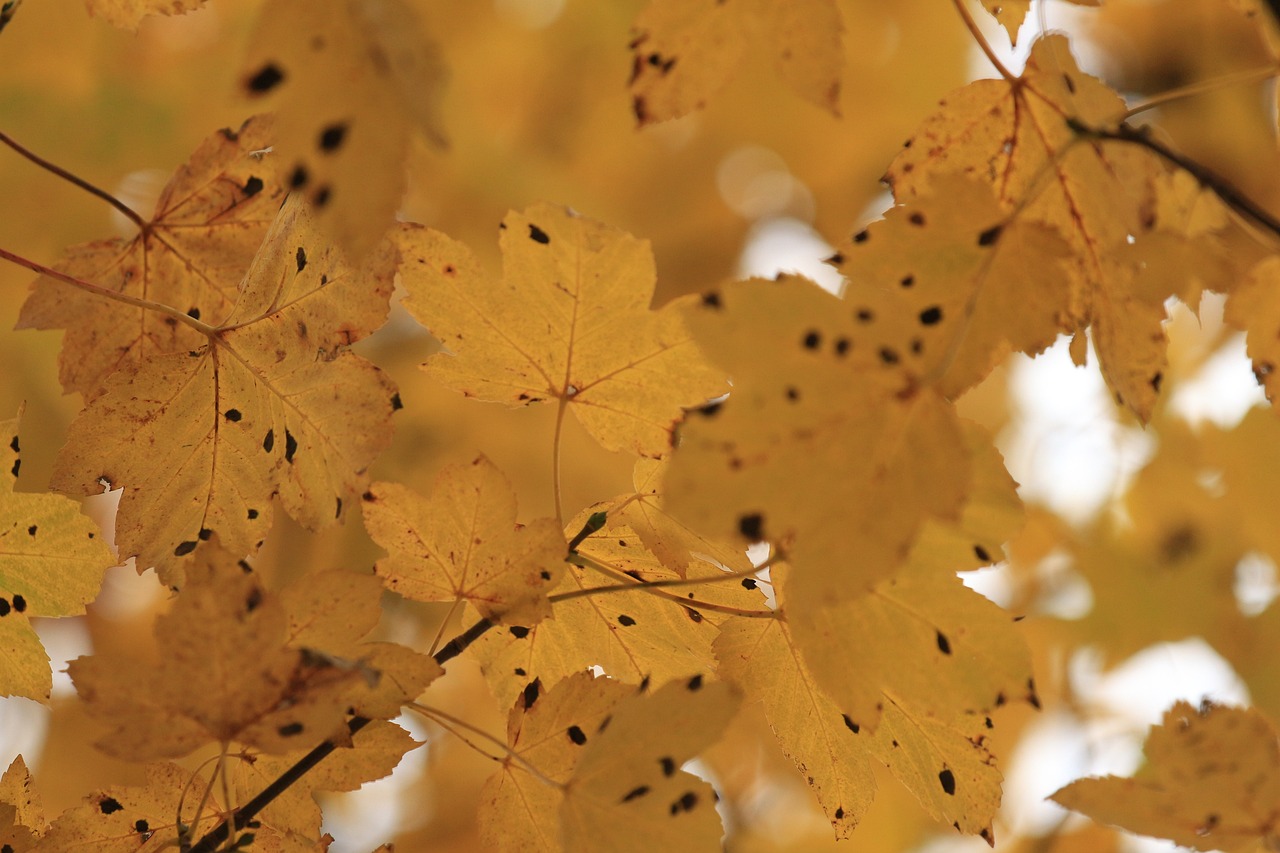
(951, 0, 1015, 82)
(409, 701, 564, 789)
(0, 129, 147, 229)
(0, 246, 217, 336)
(570, 552, 776, 618)
(1123, 63, 1280, 119)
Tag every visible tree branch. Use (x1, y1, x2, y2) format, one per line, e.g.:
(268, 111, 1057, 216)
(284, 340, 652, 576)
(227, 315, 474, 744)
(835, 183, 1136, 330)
(0, 129, 147, 229)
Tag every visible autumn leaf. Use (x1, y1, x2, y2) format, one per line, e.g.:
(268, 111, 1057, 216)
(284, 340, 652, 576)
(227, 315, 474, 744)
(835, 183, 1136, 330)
(48, 195, 399, 584)
(235, 720, 420, 838)
(979, 1, 1031, 44)
(628, 0, 843, 123)
(35, 762, 225, 853)
(886, 35, 1169, 419)
(82, 0, 208, 30)
(470, 506, 765, 711)
(478, 671, 636, 853)
(559, 674, 739, 853)
(664, 274, 972, 611)
(69, 556, 368, 760)
(241, 0, 447, 258)
(833, 175, 1073, 401)
(597, 458, 756, 577)
(1052, 701, 1280, 851)
(396, 204, 725, 457)
(363, 455, 567, 626)
(0, 410, 115, 702)
(0, 756, 41, 853)
(18, 116, 283, 399)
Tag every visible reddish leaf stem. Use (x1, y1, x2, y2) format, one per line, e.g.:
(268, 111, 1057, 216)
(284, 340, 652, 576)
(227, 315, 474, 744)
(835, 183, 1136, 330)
(0, 246, 216, 336)
(0, 129, 147, 229)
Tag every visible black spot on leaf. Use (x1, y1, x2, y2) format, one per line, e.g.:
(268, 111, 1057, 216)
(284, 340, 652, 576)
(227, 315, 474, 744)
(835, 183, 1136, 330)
(12, 595, 25, 613)
(335, 497, 343, 518)
(879, 347, 900, 365)
(687, 674, 703, 691)
(246, 589, 262, 612)
(509, 626, 530, 639)
(313, 185, 331, 208)
(684, 606, 703, 623)
(622, 785, 650, 802)
(842, 714, 860, 734)
(977, 225, 1002, 246)
(528, 224, 550, 244)
(835, 806, 845, 820)
(522, 678, 541, 709)
(224, 408, 242, 422)
(825, 252, 844, 265)
(919, 306, 943, 325)
(278, 722, 304, 737)
(514, 667, 526, 676)
(660, 756, 676, 776)
(738, 513, 764, 540)
(289, 164, 309, 189)
(669, 791, 698, 815)
(134, 819, 149, 834)
(936, 631, 952, 655)
(243, 175, 264, 196)
(99, 797, 124, 814)
(974, 544, 991, 562)
(567, 725, 586, 745)
(900, 274, 915, 288)
(939, 768, 956, 795)
(617, 614, 636, 626)
(187, 307, 201, 320)
(174, 540, 198, 557)
(319, 122, 348, 152)
(909, 212, 926, 226)
(198, 528, 212, 541)
(742, 578, 757, 590)
(247, 508, 259, 520)
(296, 247, 307, 272)
(701, 291, 722, 308)
(802, 330, 821, 349)
(245, 63, 285, 93)
(1151, 372, 1163, 392)
(0, 600, 9, 617)
(835, 337, 851, 356)
(284, 430, 298, 463)
(263, 429, 275, 453)
(391, 393, 403, 410)
(26, 525, 35, 536)
(853, 229, 869, 243)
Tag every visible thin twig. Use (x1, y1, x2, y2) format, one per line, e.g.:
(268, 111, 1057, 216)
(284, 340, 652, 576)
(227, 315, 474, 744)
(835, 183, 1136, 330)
(951, 0, 1015, 82)
(409, 702, 564, 789)
(0, 129, 147, 229)
(572, 552, 776, 619)
(1123, 63, 1280, 119)
(0, 246, 216, 336)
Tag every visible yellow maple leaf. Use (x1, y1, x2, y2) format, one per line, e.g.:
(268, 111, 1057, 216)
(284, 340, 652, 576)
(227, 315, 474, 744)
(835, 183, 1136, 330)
(559, 674, 739, 852)
(396, 204, 725, 457)
(363, 455, 567, 626)
(664, 274, 972, 610)
(48, 195, 399, 585)
(1226, 257, 1280, 403)
(241, 0, 447, 258)
(0, 756, 41, 853)
(979, 1, 1030, 45)
(1052, 701, 1280, 851)
(834, 175, 1073, 401)
(36, 762, 226, 853)
(478, 671, 636, 853)
(69, 557, 367, 760)
(471, 507, 765, 711)
(0, 410, 115, 703)
(82, 0, 208, 30)
(628, 0, 843, 123)
(886, 35, 1169, 419)
(18, 116, 283, 399)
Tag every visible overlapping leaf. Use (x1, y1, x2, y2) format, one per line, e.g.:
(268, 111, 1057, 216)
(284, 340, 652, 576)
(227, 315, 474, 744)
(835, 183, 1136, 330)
(470, 507, 765, 711)
(0, 756, 41, 853)
(0, 411, 115, 702)
(241, 0, 447, 257)
(628, 0, 843, 123)
(1052, 701, 1280, 851)
(664, 274, 972, 612)
(886, 35, 1169, 419)
(69, 557, 368, 759)
(396, 203, 725, 457)
(49, 195, 399, 584)
(18, 116, 283, 399)
(363, 455, 567, 626)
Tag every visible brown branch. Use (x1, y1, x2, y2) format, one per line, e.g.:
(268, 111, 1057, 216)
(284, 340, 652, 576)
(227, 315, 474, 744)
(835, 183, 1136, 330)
(0, 129, 146, 229)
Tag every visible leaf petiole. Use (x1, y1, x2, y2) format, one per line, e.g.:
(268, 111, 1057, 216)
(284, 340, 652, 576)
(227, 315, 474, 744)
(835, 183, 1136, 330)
(0, 246, 217, 336)
(568, 551, 777, 618)
(0, 129, 146, 229)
